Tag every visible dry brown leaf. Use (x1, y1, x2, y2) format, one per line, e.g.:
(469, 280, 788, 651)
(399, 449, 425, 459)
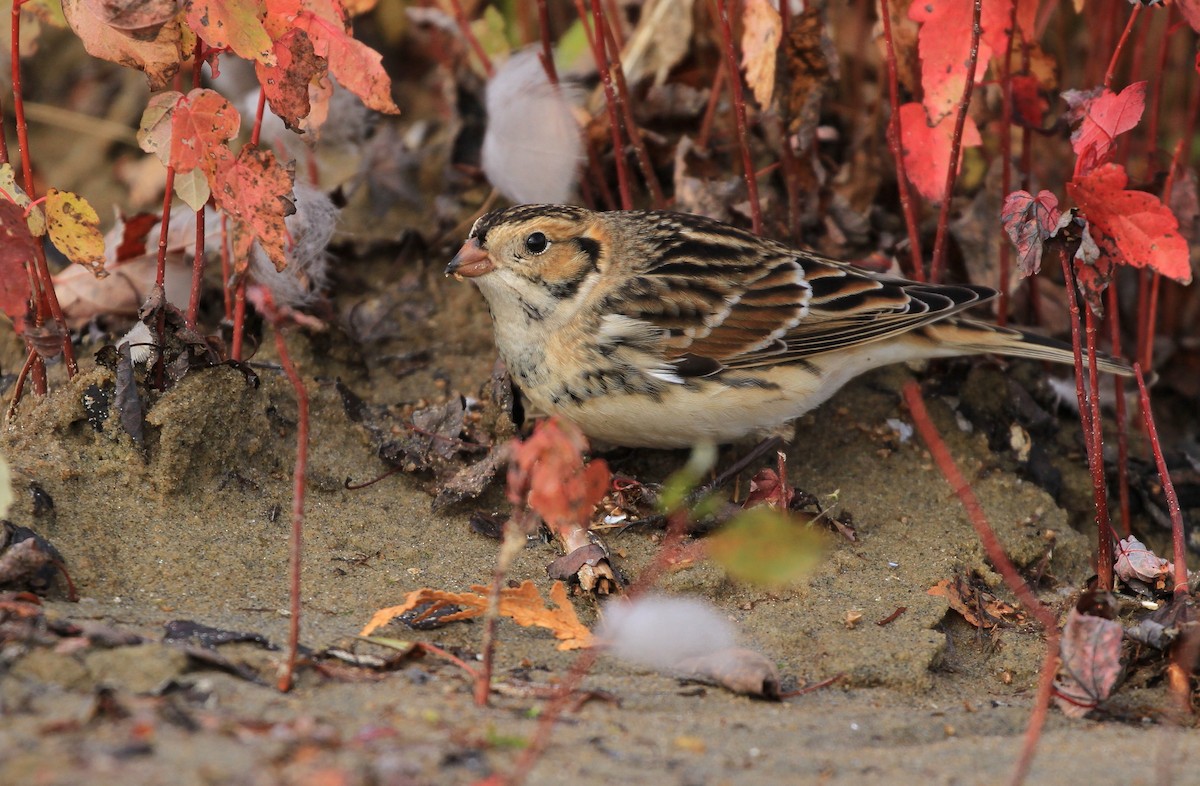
(741, 0, 781, 108)
(928, 575, 1023, 629)
(360, 579, 592, 651)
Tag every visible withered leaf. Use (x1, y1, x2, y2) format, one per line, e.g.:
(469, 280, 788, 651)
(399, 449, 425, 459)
(1054, 604, 1124, 718)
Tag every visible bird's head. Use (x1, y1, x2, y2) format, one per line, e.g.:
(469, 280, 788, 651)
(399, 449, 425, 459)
(446, 204, 607, 325)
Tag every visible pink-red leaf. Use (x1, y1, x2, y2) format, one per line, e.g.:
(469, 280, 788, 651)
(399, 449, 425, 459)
(0, 201, 37, 328)
(254, 28, 327, 129)
(289, 8, 399, 114)
(1054, 605, 1124, 718)
(898, 102, 981, 203)
(170, 88, 241, 174)
(1067, 163, 1192, 284)
(1001, 189, 1061, 277)
(507, 418, 610, 536)
(1066, 82, 1146, 178)
(213, 146, 296, 271)
(907, 0, 1013, 123)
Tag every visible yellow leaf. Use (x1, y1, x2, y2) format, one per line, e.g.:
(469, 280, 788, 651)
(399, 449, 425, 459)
(45, 188, 106, 275)
(0, 162, 46, 236)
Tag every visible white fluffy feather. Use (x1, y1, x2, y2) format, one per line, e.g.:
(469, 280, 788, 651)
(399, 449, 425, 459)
(597, 595, 737, 671)
(482, 48, 583, 204)
(249, 183, 338, 308)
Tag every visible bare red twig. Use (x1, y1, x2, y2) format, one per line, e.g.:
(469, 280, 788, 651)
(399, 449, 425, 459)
(186, 42, 207, 329)
(996, 0, 1019, 324)
(10, 0, 77, 382)
(448, 0, 494, 77)
(878, 0, 925, 281)
(929, 0, 983, 283)
(1102, 3, 1140, 90)
(901, 380, 1058, 785)
(1105, 285, 1130, 537)
(598, 14, 666, 208)
(257, 289, 311, 693)
(696, 60, 726, 152)
(572, 0, 633, 209)
(534, 0, 559, 84)
(1084, 305, 1113, 590)
(1133, 364, 1188, 599)
(712, 0, 762, 233)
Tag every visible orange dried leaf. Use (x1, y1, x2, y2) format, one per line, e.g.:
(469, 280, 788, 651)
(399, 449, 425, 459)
(255, 28, 328, 129)
(185, 0, 276, 65)
(171, 88, 241, 174)
(741, 0, 781, 108)
(62, 0, 184, 90)
(213, 146, 295, 270)
(360, 580, 592, 651)
(290, 9, 400, 114)
(508, 418, 610, 537)
(45, 189, 106, 275)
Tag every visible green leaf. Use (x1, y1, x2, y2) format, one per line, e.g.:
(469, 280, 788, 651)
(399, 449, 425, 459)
(707, 507, 824, 585)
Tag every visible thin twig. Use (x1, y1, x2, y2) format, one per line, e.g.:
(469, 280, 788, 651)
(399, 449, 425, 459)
(598, 12, 665, 207)
(713, 0, 762, 233)
(1084, 305, 1113, 590)
(1133, 364, 1188, 599)
(878, 0, 925, 280)
(1102, 3, 1141, 90)
(573, 0, 633, 208)
(448, 0, 494, 76)
(997, 0, 1019, 324)
(929, 0, 984, 283)
(259, 290, 311, 693)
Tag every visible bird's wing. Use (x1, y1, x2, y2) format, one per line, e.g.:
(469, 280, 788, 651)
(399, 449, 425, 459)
(607, 212, 995, 377)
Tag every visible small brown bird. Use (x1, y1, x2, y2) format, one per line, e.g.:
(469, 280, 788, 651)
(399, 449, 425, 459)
(447, 204, 1130, 448)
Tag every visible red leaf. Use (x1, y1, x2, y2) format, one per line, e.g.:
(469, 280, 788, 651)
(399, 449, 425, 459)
(254, 29, 327, 130)
(1009, 75, 1047, 128)
(1066, 82, 1146, 178)
(213, 146, 296, 271)
(289, 7, 399, 114)
(0, 201, 36, 330)
(113, 212, 160, 263)
(1177, 0, 1200, 33)
(898, 102, 982, 203)
(907, 0, 1014, 123)
(1067, 163, 1192, 284)
(1054, 605, 1124, 718)
(171, 88, 241, 175)
(1000, 189, 1060, 277)
(743, 451, 794, 510)
(507, 418, 610, 536)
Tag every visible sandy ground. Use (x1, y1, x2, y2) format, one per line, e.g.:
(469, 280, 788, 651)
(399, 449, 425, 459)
(0, 248, 1195, 785)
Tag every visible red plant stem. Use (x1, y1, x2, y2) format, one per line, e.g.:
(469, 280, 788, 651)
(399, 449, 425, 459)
(154, 163, 177, 389)
(262, 291, 310, 692)
(776, 6, 802, 241)
(929, 0, 983, 283)
(10, 0, 76, 381)
(1084, 305, 1113, 590)
(902, 379, 1061, 786)
(583, 139, 616, 211)
(1009, 629, 1060, 786)
(447, 0, 494, 76)
(534, 0, 559, 84)
(1105, 285, 1130, 537)
(5, 349, 36, 420)
(251, 89, 267, 147)
(1143, 6, 1173, 167)
(903, 381, 1056, 628)
(186, 39, 207, 329)
(712, 0, 762, 233)
(598, 15, 666, 208)
(1133, 364, 1188, 599)
(1102, 3, 1140, 90)
(878, 0, 925, 281)
(220, 213, 233, 321)
(231, 278, 247, 361)
(573, 0, 633, 209)
(505, 499, 697, 784)
(996, 0, 1019, 326)
(696, 60, 726, 152)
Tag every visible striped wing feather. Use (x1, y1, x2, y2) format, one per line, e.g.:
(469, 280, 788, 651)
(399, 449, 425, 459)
(614, 212, 996, 373)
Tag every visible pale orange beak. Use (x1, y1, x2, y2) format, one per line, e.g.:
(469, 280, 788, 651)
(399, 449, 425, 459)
(446, 239, 495, 278)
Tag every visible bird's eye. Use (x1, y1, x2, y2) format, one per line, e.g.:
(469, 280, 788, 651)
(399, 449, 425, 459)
(524, 232, 550, 255)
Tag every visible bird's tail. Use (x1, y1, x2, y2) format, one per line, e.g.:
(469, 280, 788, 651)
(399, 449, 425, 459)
(922, 318, 1134, 377)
